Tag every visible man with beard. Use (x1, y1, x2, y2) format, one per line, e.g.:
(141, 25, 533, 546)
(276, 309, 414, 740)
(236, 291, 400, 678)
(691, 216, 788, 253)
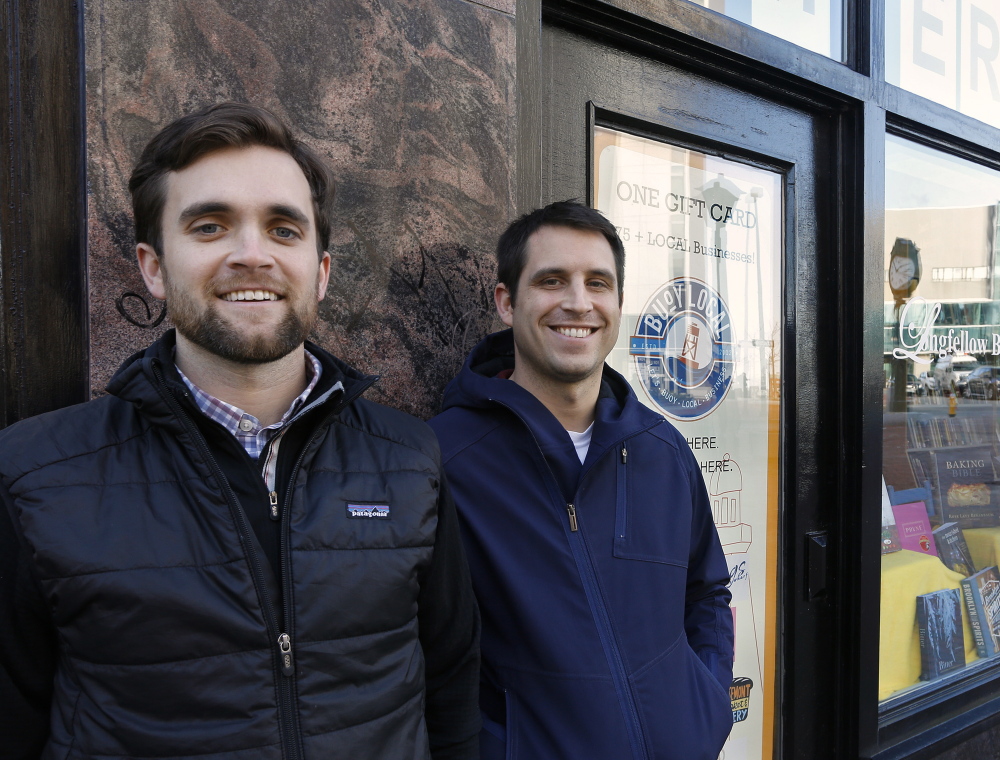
(0, 103, 480, 760)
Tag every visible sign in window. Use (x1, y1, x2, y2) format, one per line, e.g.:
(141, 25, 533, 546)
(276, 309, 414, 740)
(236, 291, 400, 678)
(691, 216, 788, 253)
(594, 126, 782, 760)
(887, 0, 1000, 125)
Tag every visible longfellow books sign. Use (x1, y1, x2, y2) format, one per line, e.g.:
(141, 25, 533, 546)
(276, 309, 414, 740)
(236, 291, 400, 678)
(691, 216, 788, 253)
(894, 297, 1000, 363)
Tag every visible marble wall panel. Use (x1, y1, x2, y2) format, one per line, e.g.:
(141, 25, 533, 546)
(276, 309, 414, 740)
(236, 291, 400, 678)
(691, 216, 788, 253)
(85, 0, 514, 419)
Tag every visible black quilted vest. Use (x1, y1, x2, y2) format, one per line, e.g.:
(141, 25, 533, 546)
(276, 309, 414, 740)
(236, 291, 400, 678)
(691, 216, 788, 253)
(1, 336, 440, 759)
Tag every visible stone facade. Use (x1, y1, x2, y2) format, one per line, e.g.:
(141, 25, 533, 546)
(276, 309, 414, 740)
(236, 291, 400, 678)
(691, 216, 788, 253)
(85, 0, 515, 418)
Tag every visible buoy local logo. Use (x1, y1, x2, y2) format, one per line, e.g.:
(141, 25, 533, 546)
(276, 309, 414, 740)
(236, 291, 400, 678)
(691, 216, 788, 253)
(630, 277, 735, 421)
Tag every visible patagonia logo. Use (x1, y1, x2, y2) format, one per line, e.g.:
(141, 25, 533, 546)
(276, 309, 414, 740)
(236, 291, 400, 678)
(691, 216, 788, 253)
(347, 503, 391, 519)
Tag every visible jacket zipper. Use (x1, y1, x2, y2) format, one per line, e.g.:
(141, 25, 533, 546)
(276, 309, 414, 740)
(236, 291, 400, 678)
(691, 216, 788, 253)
(151, 362, 301, 760)
(490, 399, 653, 760)
(566, 503, 578, 532)
(573, 439, 652, 760)
(272, 375, 379, 747)
(153, 362, 376, 760)
(565, 524, 647, 760)
(616, 446, 628, 542)
(269, 491, 279, 521)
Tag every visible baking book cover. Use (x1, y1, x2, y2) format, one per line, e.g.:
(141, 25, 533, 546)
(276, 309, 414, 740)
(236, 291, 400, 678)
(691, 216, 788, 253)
(891, 501, 936, 556)
(916, 588, 966, 680)
(932, 522, 976, 576)
(960, 566, 1000, 658)
(933, 446, 1000, 528)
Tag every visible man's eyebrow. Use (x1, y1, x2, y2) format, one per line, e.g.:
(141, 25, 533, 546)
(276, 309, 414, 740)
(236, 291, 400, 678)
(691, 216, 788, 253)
(268, 204, 311, 229)
(529, 267, 616, 281)
(178, 202, 233, 225)
(529, 267, 569, 280)
(176, 202, 311, 229)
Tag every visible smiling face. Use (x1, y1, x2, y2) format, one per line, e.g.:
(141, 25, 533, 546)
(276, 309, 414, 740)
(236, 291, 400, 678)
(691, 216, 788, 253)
(496, 225, 622, 395)
(137, 145, 330, 365)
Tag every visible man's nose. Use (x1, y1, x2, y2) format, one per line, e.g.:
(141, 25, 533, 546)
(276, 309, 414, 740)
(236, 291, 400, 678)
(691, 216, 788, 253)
(228, 229, 274, 268)
(563, 279, 592, 313)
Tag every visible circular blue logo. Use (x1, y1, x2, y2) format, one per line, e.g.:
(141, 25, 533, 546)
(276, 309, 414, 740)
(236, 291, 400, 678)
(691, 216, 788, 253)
(629, 278, 735, 421)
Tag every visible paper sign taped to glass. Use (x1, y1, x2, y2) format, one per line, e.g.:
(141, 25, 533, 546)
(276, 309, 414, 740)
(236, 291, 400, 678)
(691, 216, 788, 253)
(594, 127, 782, 760)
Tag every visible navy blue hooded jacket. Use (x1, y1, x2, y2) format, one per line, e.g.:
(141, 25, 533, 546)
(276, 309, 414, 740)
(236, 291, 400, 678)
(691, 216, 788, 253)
(429, 330, 734, 760)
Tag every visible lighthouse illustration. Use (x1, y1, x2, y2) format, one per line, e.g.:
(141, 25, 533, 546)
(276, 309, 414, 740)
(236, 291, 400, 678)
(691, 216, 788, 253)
(709, 453, 752, 554)
(680, 322, 701, 368)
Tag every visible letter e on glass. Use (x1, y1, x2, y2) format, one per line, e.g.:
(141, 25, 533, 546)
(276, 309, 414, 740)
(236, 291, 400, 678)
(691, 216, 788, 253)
(900, 0, 958, 108)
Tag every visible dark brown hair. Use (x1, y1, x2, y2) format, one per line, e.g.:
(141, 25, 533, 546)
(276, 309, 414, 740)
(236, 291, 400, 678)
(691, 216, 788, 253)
(496, 200, 625, 304)
(128, 102, 335, 256)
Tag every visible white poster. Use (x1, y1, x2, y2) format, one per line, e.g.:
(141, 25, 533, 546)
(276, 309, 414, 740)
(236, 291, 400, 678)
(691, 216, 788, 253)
(595, 127, 782, 760)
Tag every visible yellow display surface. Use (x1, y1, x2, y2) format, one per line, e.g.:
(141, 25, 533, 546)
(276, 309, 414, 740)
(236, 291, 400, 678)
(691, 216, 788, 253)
(963, 526, 1000, 573)
(879, 550, 979, 701)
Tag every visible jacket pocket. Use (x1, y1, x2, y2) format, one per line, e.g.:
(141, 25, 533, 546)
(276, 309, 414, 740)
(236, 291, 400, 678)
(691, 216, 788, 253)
(612, 443, 691, 566)
(479, 688, 513, 760)
(630, 637, 733, 760)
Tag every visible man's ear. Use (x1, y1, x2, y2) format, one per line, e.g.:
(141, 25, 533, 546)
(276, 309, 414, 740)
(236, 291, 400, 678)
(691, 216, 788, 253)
(136, 243, 166, 300)
(494, 283, 515, 327)
(316, 251, 331, 301)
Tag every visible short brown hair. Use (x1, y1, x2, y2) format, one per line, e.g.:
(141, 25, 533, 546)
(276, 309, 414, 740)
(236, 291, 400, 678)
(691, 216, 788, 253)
(128, 102, 335, 256)
(496, 200, 625, 304)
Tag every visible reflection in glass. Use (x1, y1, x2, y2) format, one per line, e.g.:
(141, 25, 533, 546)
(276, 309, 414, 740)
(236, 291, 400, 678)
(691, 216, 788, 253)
(880, 135, 1000, 711)
(686, 0, 843, 60)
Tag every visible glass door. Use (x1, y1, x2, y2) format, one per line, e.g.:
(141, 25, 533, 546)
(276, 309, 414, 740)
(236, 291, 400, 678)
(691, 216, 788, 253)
(540, 18, 845, 760)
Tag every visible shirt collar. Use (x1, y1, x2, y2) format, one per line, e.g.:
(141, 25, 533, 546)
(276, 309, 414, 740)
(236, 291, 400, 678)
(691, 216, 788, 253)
(175, 350, 323, 441)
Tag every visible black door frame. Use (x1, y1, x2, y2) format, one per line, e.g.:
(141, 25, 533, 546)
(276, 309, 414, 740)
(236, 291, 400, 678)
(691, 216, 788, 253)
(0, 0, 90, 427)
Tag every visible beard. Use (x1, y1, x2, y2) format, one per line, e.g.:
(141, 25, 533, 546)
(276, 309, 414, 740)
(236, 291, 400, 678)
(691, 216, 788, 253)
(163, 273, 318, 365)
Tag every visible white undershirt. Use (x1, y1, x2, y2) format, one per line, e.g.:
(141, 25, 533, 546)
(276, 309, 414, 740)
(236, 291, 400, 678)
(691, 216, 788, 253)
(567, 423, 595, 464)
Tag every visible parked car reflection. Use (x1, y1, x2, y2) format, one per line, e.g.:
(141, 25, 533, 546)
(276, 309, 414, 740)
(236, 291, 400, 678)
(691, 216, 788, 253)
(964, 366, 1000, 400)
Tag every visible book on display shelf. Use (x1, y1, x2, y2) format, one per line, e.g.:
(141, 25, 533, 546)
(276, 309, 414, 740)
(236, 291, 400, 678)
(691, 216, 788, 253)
(960, 566, 1000, 659)
(907, 450, 935, 516)
(916, 588, 966, 680)
(932, 446, 1000, 528)
(907, 415, 998, 451)
(891, 501, 936, 556)
(932, 523, 976, 577)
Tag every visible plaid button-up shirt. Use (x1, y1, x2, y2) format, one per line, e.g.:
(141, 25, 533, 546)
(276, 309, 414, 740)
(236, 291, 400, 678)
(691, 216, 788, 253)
(176, 351, 323, 460)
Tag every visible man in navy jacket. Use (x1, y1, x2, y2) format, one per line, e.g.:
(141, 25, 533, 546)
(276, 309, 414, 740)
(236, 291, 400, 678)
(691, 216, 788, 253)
(430, 201, 734, 760)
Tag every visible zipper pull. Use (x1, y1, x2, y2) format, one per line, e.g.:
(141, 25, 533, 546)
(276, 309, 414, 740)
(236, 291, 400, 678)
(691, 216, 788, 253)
(278, 633, 295, 676)
(269, 491, 279, 521)
(566, 503, 578, 532)
(621, 446, 627, 464)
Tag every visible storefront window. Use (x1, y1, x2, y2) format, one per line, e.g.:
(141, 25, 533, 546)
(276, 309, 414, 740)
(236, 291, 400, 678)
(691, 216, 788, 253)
(886, 0, 1000, 126)
(686, 0, 844, 60)
(880, 134, 1000, 710)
